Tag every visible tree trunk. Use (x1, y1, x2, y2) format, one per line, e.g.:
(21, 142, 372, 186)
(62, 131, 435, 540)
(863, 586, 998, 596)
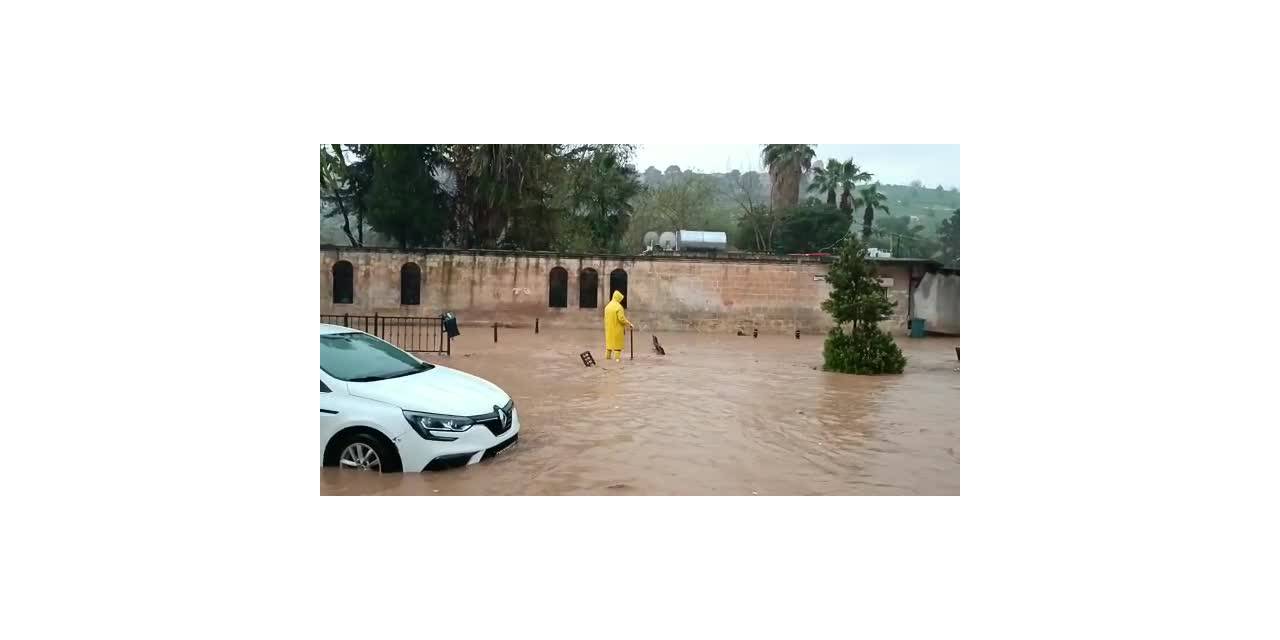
(827, 189, 836, 206)
(840, 188, 852, 212)
(862, 206, 874, 241)
(335, 197, 358, 246)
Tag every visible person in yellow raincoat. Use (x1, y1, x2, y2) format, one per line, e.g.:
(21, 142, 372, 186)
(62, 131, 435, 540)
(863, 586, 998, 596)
(603, 290, 633, 362)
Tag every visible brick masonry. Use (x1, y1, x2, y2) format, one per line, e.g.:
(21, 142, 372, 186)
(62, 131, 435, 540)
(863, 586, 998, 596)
(320, 247, 924, 334)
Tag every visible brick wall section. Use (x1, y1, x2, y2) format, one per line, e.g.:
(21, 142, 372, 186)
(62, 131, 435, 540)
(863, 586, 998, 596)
(320, 247, 919, 334)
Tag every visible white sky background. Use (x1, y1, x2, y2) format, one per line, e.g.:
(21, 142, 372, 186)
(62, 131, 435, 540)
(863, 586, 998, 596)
(632, 144, 960, 189)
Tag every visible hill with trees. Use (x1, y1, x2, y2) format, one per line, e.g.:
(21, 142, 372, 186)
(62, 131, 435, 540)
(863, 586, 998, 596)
(320, 144, 959, 266)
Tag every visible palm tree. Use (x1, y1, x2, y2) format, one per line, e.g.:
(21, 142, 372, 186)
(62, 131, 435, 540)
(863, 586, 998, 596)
(837, 161, 873, 213)
(762, 144, 816, 210)
(808, 158, 842, 206)
(853, 183, 891, 241)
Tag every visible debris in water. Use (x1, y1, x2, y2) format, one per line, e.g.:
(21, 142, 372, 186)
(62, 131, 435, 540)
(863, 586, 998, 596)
(651, 335, 665, 355)
(580, 351, 596, 367)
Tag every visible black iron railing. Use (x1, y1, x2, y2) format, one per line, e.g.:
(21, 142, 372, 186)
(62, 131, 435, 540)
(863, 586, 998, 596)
(321, 313, 450, 355)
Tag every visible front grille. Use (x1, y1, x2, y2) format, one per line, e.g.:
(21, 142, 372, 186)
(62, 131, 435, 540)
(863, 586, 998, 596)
(474, 400, 515, 437)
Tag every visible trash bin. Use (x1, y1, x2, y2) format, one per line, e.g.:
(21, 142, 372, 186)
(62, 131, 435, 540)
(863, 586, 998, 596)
(909, 318, 926, 338)
(443, 312, 461, 338)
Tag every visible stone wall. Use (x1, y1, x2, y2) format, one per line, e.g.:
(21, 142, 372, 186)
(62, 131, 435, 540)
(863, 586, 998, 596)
(320, 247, 932, 334)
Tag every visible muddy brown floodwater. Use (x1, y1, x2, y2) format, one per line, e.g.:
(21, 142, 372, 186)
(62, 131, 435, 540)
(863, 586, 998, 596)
(320, 328, 959, 495)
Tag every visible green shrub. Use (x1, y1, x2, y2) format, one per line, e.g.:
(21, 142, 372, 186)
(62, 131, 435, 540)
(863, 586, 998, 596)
(823, 327, 906, 374)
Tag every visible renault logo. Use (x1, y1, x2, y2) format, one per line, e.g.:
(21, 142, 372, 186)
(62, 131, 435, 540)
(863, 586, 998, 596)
(495, 405, 509, 430)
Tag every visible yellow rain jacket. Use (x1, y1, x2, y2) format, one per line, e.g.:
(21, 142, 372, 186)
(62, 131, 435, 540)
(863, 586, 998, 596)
(604, 291, 630, 350)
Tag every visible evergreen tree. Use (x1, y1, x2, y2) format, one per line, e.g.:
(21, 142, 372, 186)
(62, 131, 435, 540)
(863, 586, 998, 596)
(820, 236, 906, 374)
(363, 145, 451, 249)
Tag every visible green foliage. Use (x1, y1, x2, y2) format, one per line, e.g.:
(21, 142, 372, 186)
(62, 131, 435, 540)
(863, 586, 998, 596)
(823, 327, 906, 375)
(808, 159, 843, 206)
(810, 158, 874, 213)
(774, 205, 849, 254)
(938, 208, 959, 268)
(634, 173, 719, 232)
(853, 183, 891, 241)
(869, 214, 939, 259)
(319, 145, 958, 259)
(821, 236, 906, 375)
(362, 145, 451, 249)
(565, 146, 643, 253)
(448, 144, 562, 249)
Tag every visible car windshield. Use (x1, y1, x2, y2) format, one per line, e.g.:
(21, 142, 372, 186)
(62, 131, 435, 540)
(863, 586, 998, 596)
(320, 332, 433, 382)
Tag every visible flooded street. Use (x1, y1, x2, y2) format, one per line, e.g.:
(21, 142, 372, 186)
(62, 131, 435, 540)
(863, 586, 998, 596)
(321, 328, 959, 495)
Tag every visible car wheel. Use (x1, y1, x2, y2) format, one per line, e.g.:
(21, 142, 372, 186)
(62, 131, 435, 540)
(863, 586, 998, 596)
(334, 432, 399, 473)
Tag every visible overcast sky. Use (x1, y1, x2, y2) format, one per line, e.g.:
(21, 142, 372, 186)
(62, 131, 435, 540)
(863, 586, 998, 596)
(632, 144, 960, 188)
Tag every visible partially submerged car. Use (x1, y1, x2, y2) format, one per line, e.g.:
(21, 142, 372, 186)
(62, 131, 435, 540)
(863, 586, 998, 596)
(320, 324, 519, 472)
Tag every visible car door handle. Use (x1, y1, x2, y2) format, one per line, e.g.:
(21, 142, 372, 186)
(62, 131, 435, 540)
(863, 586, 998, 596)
(320, 409, 338, 415)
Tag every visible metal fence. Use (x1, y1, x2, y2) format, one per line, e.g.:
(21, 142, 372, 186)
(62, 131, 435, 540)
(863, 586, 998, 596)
(321, 313, 450, 355)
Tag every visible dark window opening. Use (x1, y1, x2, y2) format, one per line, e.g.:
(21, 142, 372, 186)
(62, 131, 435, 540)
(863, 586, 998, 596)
(332, 260, 354, 304)
(400, 262, 421, 305)
(548, 266, 568, 308)
(579, 268, 599, 308)
(610, 268, 628, 308)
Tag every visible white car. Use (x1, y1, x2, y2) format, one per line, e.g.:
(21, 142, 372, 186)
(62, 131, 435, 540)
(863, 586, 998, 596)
(320, 323, 519, 472)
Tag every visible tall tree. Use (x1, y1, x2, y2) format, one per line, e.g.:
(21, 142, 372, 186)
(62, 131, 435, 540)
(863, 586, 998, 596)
(853, 183, 891, 241)
(448, 144, 559, 248)
(762, 144, 815, 210)
(837, 161, 873, 213)
(362, 144, 451, 249)
(567, 147, 643, 253)
(808, 159, 842, 206)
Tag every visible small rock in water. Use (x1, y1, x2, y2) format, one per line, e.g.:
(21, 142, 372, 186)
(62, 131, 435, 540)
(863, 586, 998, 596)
(796, 409, 805, 415)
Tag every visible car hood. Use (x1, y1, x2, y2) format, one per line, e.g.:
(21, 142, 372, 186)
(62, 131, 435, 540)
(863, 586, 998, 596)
(346, 365, 511, 416)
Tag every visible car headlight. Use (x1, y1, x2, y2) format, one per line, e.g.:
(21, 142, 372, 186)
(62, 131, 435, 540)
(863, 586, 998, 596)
(404, 411, 475, 441)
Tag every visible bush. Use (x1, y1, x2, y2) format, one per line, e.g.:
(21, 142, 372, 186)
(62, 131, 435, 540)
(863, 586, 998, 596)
(823, 327, 906, 374)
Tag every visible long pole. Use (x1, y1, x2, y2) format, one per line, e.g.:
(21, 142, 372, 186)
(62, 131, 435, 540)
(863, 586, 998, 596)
(630, 326, 634, 360)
